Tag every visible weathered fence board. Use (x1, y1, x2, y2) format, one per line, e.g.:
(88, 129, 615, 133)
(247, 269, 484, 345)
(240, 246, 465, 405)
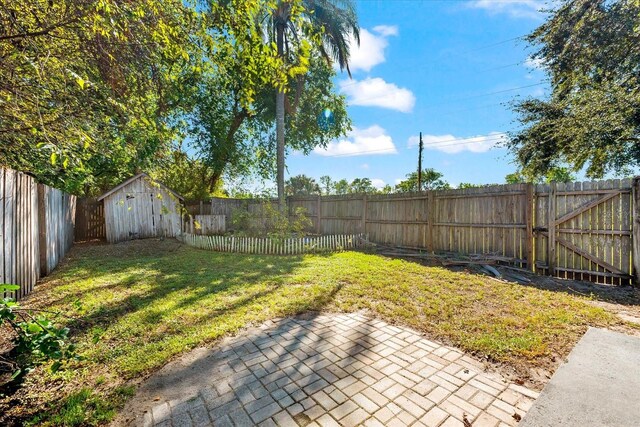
(191, 215, 225, 235)
(0, 168, 76, 299)
(197, 178, 637, 285)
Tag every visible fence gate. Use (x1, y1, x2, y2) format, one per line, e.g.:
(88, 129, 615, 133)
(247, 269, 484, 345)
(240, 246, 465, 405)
(75, 198, 105, 241)
(534, 179, 634, 285)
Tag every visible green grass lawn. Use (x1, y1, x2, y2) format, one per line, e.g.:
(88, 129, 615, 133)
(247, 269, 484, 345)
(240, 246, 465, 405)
(2, 239, 624, 425)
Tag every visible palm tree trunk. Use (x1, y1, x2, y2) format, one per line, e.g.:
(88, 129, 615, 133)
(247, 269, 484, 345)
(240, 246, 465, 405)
(276, 23, 286, 211)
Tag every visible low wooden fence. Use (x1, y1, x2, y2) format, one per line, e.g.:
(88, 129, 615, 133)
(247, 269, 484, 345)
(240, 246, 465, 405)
(1, 168, 76, 299)
(181, 233, 365, 255)
(200, 178, 638, 286)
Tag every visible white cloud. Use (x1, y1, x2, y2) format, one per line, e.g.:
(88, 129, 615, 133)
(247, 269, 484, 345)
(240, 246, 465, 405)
(407, 132, 507, 154)
(525, 56, 545, 70)
(361, 163, 370, 170)
(345, 26, 397, 73)
(314, 125, 397, 157)
(394, 178, 403, 185)
(371, 178, 386, 189)
(340, 78, 416, 113)
(372, 25, 398, 37)
(468, 0, 545, 19)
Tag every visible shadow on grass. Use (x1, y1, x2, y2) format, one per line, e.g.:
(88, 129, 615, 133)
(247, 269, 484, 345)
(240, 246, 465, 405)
(372, 250, 640, 307)
(1, 239, 348, 426)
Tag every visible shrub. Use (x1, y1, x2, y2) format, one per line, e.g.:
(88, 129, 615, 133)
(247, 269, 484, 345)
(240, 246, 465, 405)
(1, 284, 78, 390)
(231, 201, 312, 240)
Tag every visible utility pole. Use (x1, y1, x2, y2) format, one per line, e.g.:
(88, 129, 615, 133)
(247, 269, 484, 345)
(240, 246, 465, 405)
(417, 132, 424, 191)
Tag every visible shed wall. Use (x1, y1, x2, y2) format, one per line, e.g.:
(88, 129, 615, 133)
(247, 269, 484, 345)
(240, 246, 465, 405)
(103, 176, 182, 243)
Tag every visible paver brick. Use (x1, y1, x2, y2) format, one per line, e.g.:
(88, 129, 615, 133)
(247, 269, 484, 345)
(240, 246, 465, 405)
(474, 412, 501, 427)
(373, 406, 395, 423)
(340, 408, 369, 427)
(227, 408, 253, 427)
(137, 313, 539, 427)
(189, 405, 210, 425)
(304, 404, 327, 421)
(244, 395, 276, 415)
(312, 390, 339, 411)
(352, 392, 380, 413)
(341, 380, 367, 397)
(329, 400, 358, 420)
(272, 410, 297, 426)
(361, 387, 388, 407)
(250, 402, 281, 424)
(171, 412, 192, 427)
(316, 414, 341, 427)
(470, 390, 495, 409)
(419, 406, 449, 427)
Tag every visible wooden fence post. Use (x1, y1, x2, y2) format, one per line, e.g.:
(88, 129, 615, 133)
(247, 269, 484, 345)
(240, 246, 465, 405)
(633, 177, 640, 286)
(316, 195, 322, 234)
(37, 184, 48, 276)
(199, 200, 204, 215)
(427, 190, 434, 252)
(525, 183, 534, 271)
(362, 194, 367, 235)
(548, 182, 557, 277)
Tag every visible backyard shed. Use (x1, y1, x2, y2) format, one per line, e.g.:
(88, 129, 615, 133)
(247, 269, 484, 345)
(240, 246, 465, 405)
(98, 173, 184, 243)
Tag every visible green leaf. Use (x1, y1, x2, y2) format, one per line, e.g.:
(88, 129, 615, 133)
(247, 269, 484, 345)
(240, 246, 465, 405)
(50, 152, 58, 165)
(76, 77, 86, 89)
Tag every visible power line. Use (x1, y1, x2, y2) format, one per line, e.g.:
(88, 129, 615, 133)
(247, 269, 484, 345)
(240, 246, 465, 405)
(317, 133, 508, 158)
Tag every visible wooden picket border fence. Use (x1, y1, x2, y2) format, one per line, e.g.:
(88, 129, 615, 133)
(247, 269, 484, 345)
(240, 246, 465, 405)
(181, 232, 365, 255)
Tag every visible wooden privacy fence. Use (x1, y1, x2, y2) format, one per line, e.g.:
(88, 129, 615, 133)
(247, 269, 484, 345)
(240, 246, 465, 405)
(1, 168, 76, 299)
(203, 178, 639, 285)
(181, 233, 365, 255)
(184, 215, 226, 235)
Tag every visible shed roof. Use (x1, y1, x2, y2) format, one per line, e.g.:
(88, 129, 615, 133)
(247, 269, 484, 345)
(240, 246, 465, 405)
(97, 173, 185, 202)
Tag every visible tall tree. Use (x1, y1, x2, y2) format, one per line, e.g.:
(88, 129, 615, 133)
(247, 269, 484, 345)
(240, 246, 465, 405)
(350, 178, 376, 194)
(507, 0, 640, 179)
(333, 178, 351, 195)
(186, 54, 350, 192)
(0, 0, 288, 195)
(319, 175, 333, 195)
(396, 169, 450, 192)
(267, 0, 359, 208)
(149, 149, 222, 201)
(285, 174, 321, 196)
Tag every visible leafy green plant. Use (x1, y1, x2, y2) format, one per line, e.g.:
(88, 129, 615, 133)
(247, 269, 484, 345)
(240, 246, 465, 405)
(230, 201, 312, 240)
(1, 284, 78, 386)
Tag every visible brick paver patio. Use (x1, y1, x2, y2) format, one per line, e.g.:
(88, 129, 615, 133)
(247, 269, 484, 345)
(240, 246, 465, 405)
(135, 313, 539, 427)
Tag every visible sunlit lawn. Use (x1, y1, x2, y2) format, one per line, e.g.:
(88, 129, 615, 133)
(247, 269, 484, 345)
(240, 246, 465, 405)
(3, 239, 620, 425)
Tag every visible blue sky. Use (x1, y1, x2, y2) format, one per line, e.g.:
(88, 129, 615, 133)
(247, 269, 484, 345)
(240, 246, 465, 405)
(281, 0, 553, 190)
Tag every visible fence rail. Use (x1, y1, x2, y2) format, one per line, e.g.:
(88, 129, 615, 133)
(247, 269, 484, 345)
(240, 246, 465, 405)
(1, 168, 76, 299)
(198, 178, 638, 286)
(181, 233, 365, 255)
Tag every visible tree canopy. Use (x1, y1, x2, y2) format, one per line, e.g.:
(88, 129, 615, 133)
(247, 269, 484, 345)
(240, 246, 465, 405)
(507, 0, 640, 179)
(395, 169, 450, 192)
(0, 0, 324, 195)
(505, 166, 577, 184)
